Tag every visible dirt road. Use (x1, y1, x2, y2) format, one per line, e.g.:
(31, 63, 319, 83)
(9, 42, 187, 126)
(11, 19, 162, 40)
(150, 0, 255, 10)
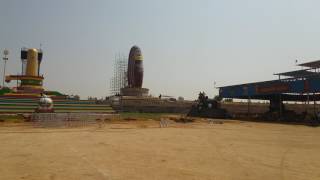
(0, 120, 319, 180)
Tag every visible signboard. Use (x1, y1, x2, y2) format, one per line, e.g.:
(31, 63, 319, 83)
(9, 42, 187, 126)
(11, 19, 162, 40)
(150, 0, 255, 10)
(256, 83, 290, 94)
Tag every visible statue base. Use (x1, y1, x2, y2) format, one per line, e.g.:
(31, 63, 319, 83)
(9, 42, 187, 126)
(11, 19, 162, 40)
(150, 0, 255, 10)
(120, 87, 149, 97)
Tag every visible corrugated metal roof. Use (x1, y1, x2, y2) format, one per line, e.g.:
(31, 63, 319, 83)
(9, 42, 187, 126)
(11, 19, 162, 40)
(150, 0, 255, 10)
(298, 60, 320, 68)
(274, 69, 318, 78)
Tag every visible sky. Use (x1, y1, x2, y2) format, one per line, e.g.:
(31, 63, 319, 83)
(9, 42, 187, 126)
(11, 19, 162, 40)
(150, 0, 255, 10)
(1, 0, 320, 100)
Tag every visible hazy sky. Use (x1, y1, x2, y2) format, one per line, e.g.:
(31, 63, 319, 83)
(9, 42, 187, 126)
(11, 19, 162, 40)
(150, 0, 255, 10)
(1, 0, 320, 100)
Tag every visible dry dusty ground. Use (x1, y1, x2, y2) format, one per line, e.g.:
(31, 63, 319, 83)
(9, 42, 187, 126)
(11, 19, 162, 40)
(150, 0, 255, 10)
(0, 120, 319, 180)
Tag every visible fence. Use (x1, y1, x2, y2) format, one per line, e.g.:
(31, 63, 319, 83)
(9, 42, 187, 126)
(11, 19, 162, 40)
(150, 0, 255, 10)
(31, 113, 119, 128)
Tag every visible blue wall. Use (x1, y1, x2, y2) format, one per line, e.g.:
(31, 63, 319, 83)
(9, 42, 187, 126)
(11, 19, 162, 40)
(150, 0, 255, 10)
(219, 76, 320, 99)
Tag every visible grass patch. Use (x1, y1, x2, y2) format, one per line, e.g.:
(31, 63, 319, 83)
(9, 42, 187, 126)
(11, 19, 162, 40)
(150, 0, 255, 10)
(0, 114, 25, 123)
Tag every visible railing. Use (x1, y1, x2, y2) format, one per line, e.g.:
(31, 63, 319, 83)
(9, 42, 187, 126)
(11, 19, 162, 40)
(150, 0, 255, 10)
(31, 113, 119, 128)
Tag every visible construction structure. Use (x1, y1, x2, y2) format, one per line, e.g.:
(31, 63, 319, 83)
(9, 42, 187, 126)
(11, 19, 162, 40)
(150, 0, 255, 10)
(109, 54, 127, 96)
(2, 48, 66, 99)
(5, 48, 44, 96)
(0, 48, 115, 114)
(108, 45, 193, 113)
(218, 59, 320, 121)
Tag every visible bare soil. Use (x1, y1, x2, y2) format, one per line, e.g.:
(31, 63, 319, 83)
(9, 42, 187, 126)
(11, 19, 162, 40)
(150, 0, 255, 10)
(0, 120, 319, 180)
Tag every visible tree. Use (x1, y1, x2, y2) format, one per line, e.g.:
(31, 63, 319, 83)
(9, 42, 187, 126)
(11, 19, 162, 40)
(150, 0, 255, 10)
(213, 95, 222, 102)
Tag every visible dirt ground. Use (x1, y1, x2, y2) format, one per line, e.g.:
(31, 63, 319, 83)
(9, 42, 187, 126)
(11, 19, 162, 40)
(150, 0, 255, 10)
(0, 120, 319, 180)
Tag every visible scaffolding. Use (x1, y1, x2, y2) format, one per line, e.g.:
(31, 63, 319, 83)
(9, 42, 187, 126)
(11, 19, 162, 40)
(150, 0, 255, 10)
(109, 53, 128, 95)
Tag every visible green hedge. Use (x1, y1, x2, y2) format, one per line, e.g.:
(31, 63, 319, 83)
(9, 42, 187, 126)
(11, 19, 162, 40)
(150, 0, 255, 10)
(0, 87, 13, 95)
